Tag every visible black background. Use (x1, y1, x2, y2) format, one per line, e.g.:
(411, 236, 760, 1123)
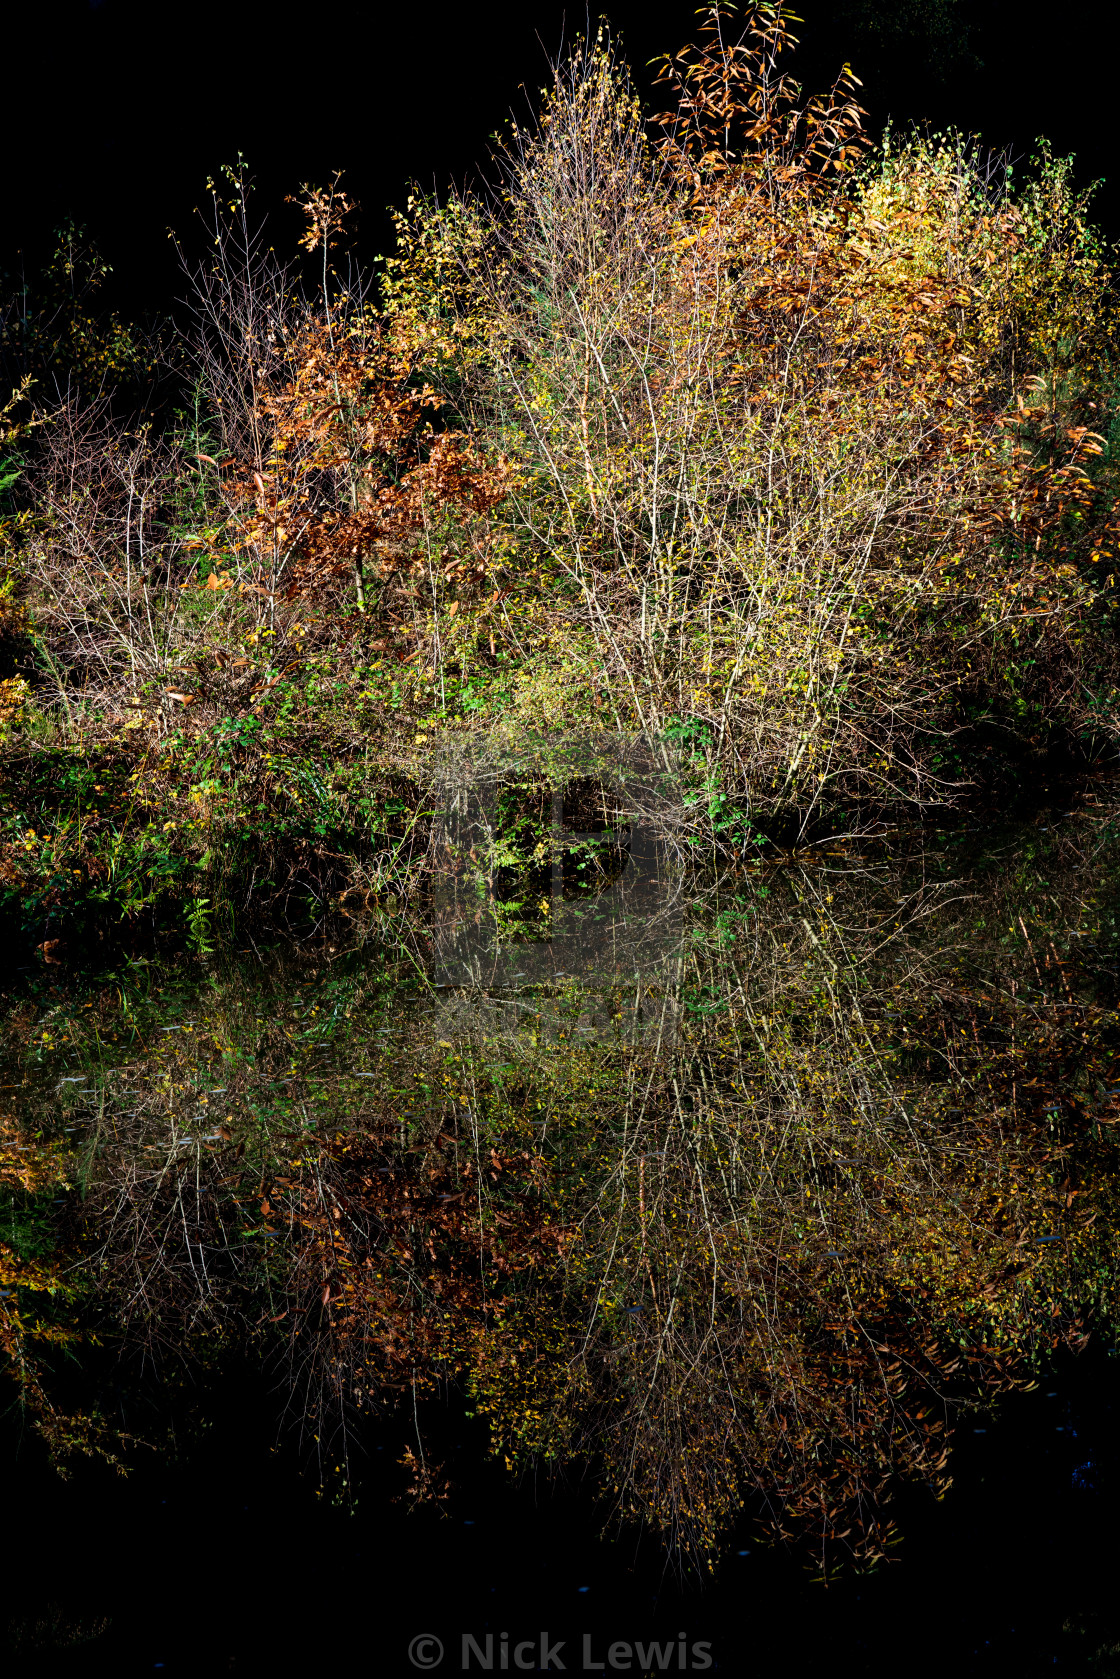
(5, 1341, 1120, 1676)
(4, 0, 1118, 326)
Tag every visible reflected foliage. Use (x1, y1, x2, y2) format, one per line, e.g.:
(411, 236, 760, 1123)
(5, 788, 1120, 1575)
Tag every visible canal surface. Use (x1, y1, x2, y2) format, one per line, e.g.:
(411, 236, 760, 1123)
(4, 784, 1120, 1674)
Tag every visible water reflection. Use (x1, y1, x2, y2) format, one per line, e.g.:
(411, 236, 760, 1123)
(429, 742, 687, 1041)
(3, 793, 1120, 1574)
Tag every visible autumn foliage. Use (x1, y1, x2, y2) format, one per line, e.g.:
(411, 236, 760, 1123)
(376, 4, 1120, 821)
(0, 5, 1116, 887)
(4, 13, 1120, 1576)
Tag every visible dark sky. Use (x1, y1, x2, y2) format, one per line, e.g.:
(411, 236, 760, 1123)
(5, 0, 1116, 322)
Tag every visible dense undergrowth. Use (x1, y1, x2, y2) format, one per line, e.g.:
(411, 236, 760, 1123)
(2, 3, 1120, 948)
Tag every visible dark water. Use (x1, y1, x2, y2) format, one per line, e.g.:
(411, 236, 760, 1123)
(7, 1345, 1120, 1675)
(5, 785, 1120, 1676)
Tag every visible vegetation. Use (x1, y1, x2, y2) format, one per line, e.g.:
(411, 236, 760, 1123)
(4, 802, 1120, 1575)
(1, 5, 1119, 949)
(4, 2, 1120, 1591)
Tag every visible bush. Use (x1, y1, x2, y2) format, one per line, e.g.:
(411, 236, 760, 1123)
(2, 4, 1120, 942)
